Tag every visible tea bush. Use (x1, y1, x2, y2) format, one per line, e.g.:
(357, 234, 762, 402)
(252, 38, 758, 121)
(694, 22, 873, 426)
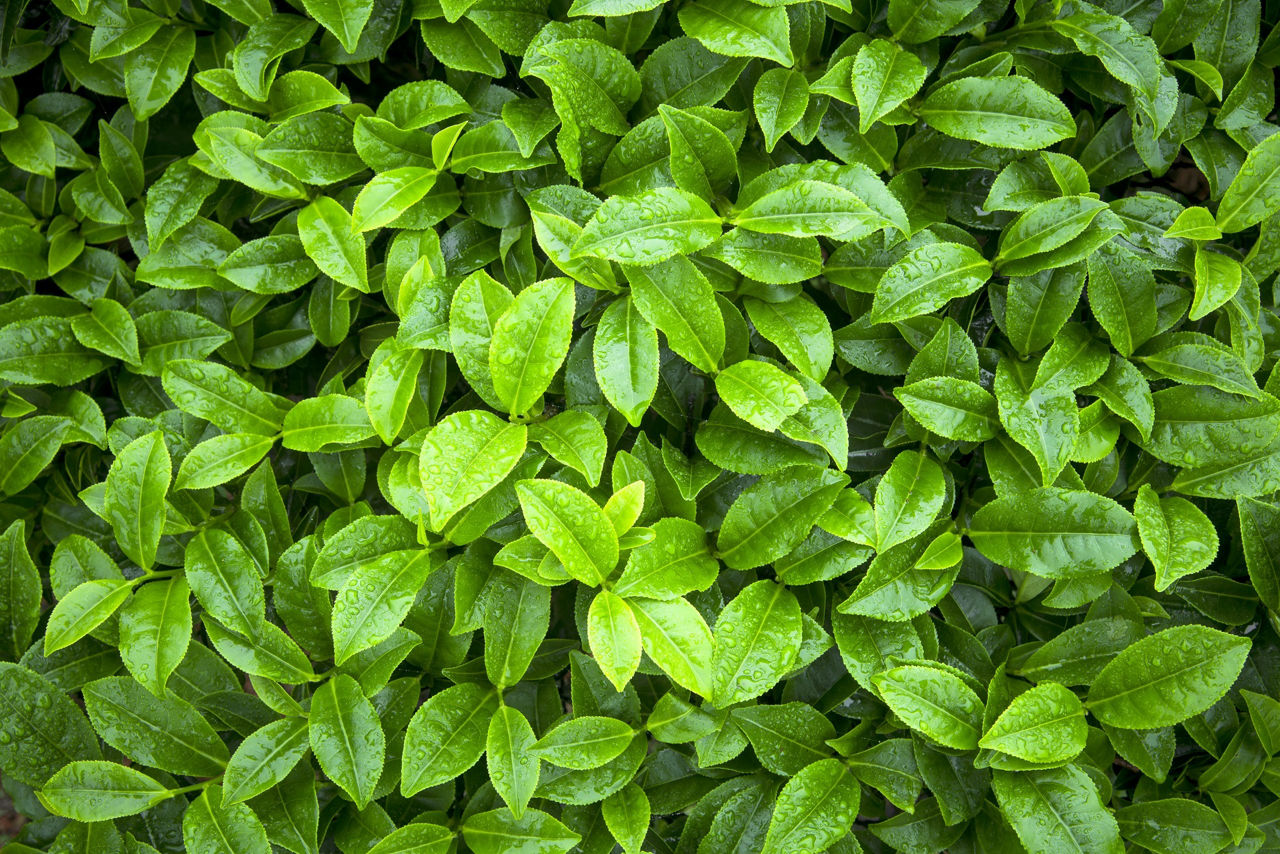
(1, 0, 1279, 851)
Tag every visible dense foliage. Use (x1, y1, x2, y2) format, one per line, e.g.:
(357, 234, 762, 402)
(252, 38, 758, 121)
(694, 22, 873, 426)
(1, 0, 1279, 851)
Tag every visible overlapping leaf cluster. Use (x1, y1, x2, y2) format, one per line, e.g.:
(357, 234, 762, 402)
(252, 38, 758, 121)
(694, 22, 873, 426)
(1, 0, 1280, 851)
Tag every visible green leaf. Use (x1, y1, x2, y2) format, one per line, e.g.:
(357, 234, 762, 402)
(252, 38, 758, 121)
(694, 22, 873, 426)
(614, 517, 718, 599)
(574, 188, 721, 265)
(269, 73, 349, 120)
(222, 717, 310, 805)
(1239, 496, 1280, 614)
(1164, 205, 1221, 241)
(297, 196, 368, 292)
(1103, 725, 1176, 784)
(753, 68, 809, 151)
(0, 416, 71, 496)
(420, 410, 527, 530)
(874, 449, 946, 552)
(483, 570, 550, 688)
(1115, 799, 1233, 854)
(145, 159, 220, 250)
(918, 76, 1075, 149)
(461, 808, 579, 854)
(0, 663, 101, 787)
(894, 376, 999, 441)
(352, 167, 438, 232)
(1086, 242, 1157, 357)
(2, 116, 55, 178)
(853, 39, 926, 133)
(837, 520, 959, 620)
(83, 675, 228, 775)
(0, 317, 106, 385)
(717, 466, 847, 570)
(714, 360, 808, 432)
(992, 766, 1123, 854)
(1143, 385, 1277, 468)
(118, 577, 191, 696)
(593, 297, 658, 426)
(161, 360, 286, 436)
(300, 0, 374, 52)
(219, 235, 317, 295)
(527, 186, 617, 293)
(602, 784, 650, 854)
(661, 104, 737, 198)
(205, 618, 315, 683)
(567, 0, 662, 14)
(604, 482, 647, 539)
(915, 529, 963, 570)
(1033, 323, 1109, 393)
(1217, 131, 1280, 232)
(678, 0, 792, 66)
(526, 39, 640, 136)
(587, 590, 643, 691)
(333, 550, 436, 664)
(44, 579, 131, 654)
(70, 298, 139, 364)
(185, 528, 265, 638)
(367, 823, 453, 854)
(1087, 625, 1250, 728)
(258, 112, 364, 185)
(137, 310, 232, 374)
(997, 197, 1108, 264)
(845, 739, 923, 811)
(309, 674, 384, 808)
(733, 702, 834, 776)
(1190, 245, 1242, 320)
(311, 515, 416, 589)
(1050, 9, 1162, 102)
(1134, 484, 1218, 591)
(1137, 338, 1261, 399)
(531, 715, 635, 769)
(182, 785, 271, 854)
(744, 295, 834, 380)
(420, 18, 503, 75)
(516, 479, 618, 585)
(732, 180, 895, 239)
(870, 242, 991, 323)
(38, 761, 171, 821)
(123, 27, 195, 120)
(1171, 438, 1280, 499)
(489, 277, 575, 417)
(402, 683, 499, 795)
(487, 705, 539, 818)
(999, 370, 1079, 484)
(624, 257, 725, 374)
(104, 431, 169, 572)
(712, 580, 802, 706)
(175, 433, 276, 491)
(630, 596, 714, 697)
(979, 683, 1086, 763)
(872, 664, 984, 749)
(281, 395, 375, 451)
(452, 121, 556, 173)
(1017, 618, 1142, 686)
(969, 487, 1140, 579)
(761, 759, 858, 854)
(708, 231, 823, 286)
(646, 693, 717, 743)
(451, 270, 513, 408)
(366, 338, 424, 445)
(888, 0, 982, 42)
